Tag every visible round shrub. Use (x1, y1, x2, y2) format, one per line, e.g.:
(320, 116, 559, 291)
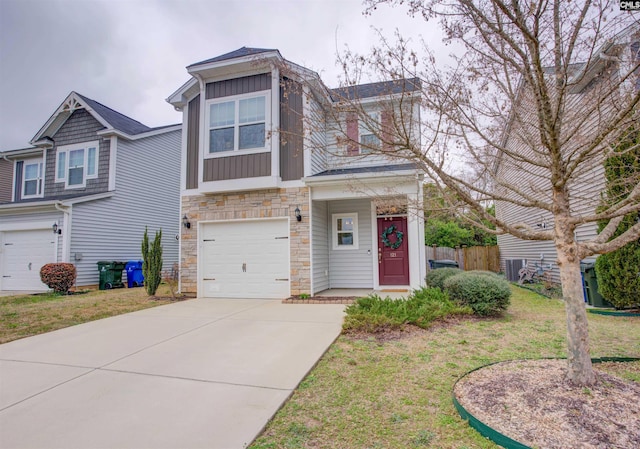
(443, 272, 511, 316)
(425, 267, 463, 290)
(40, 263, 77, 294)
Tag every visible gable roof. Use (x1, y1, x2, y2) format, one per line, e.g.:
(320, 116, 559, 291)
(188, 47, 279, 68)
(31, 92, 154, 144)
(75, 93, 151, 136)
(330, 78, 422, 101)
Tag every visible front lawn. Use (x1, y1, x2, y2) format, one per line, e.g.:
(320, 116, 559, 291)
(0, 285, 183, 344)
(250, 286, 640, 449)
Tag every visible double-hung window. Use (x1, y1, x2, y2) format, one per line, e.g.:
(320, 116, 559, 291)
(22, 159, 43, 198)
(332, 213, 359, 250)
(55, 141, 99, 189)
(359, 112, 381, 154)
(207, 91, 270, 155)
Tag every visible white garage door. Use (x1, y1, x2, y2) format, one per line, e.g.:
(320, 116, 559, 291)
(201, 219, 289, 298)
(1, 229, 56, 291)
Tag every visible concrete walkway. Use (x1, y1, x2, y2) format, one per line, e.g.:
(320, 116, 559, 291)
(0, 298, 345, 449)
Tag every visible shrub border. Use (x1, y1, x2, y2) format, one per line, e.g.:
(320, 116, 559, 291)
(452, 357, 640, 449)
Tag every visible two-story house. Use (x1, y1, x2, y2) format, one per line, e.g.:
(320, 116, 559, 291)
(167, 47, 426, 299)
(0, 92, 181, 292)
(496, 27, 640, 283)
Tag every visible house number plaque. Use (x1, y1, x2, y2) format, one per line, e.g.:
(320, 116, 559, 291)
(390, 252, 397, 258)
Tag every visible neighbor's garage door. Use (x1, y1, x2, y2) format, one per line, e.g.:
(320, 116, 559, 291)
(201, 219, 289, 298)
(1, 229, 56, 291)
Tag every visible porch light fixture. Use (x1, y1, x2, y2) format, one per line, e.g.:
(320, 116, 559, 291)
(52, 223, 61, 235)
(294, 206, 302, 222)
(182, 214, 191, 229)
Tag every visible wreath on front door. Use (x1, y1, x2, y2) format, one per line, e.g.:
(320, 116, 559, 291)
(381, 225, 404, 250)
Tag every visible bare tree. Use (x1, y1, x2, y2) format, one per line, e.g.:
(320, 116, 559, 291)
(300, 1, 639, 386)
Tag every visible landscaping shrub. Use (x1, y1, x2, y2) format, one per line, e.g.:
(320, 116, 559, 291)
(425, 267, 463, 290)
(342, 288, 471, 333)
(40, 263, 76, 294)
(142, 227, 163, 296)
(444, 272, 511, 316)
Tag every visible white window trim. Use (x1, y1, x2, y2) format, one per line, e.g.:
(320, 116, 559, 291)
(55, 141, 99, 189)
(332, 213, 359, 250)
(21, 158, 44, 199)
(204, 90, 271, 159)
(359, 111, 381, 155)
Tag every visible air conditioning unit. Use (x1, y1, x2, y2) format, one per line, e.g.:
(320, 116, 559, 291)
(505, 259, 526, 282)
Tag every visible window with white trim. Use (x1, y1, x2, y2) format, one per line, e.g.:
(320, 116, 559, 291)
(22, 158, 43, 198)
(332, 213, 359, 250)
(359, 112, 381, 154)
(55, 141, 99, 189)
(206, 91, 270, 156)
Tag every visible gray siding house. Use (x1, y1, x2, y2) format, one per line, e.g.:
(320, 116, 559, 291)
(0, 92, 181, 291)
(168, 47, 427, 299)
(496, 29, 640, 284)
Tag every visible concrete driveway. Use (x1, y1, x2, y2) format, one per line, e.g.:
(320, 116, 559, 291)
(0, 298, 345, 449)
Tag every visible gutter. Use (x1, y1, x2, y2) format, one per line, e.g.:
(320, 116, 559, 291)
(302, 168, 422, 186)
(0, 191, 114, 212)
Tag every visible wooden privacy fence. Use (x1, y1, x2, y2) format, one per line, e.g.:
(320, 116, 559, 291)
(425, 245, 500, 272)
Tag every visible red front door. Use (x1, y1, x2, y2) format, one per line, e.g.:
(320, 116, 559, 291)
(378, 216, 410, 285)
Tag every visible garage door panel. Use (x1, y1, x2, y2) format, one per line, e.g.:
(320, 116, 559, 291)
(201, 219, 289, 299)
(2, 229, 56, 291)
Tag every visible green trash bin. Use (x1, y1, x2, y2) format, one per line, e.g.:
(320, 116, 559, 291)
(579, 262, 612, 308)
(97, 261, 126, 290)
(431, 259, 460, 269)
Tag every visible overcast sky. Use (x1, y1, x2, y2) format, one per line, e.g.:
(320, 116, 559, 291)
(0, 0, 445, 150)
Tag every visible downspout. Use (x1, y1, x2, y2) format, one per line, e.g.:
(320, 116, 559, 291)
(54, 201, 72, 263)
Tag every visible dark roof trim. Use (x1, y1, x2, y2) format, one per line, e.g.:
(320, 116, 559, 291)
(311, 163, 418, 177)
(75, 93, 151, 135)
(188, 47, 279, 68)
(330, 78, 422, 101)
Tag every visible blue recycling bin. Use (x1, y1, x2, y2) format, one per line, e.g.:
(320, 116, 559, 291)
(125, 260, 144, 288)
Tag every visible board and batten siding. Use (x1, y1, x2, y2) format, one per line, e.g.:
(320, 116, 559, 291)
(205, 73, 271, 100)
(280, 77, 304, 181)
(0, 159, 12, 203)
(328, 198, 373, 288)
(44, 109, 110, 197)
(203, 153, 271, 181)
(312, 200, 329, 293)
(186, 94, 200, 190)
(70, 130, 181, 286)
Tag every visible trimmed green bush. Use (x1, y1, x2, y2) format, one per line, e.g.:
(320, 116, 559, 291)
(425, 267, 463, 290)
(142, 227, 163, 296)
(443, 272, 511, 316)
(343, 287, 471, 333)
(40, 263, 76, 294)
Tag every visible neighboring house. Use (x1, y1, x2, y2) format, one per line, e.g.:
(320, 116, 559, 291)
(167, 47, 426, 299)
(496, 29, 640, 283)
(0, 92, 181, 291)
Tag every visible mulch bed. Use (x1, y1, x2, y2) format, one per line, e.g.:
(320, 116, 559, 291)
(283, 296, 358, 304)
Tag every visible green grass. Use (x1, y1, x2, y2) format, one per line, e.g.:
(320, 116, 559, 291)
(0, 285, 186, 343)
(249, 286, 640, 449)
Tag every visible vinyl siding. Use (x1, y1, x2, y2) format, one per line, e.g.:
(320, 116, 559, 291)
(312, 200, 329, 293)
(0, 159, 12, 203)
(328, 198, 373, 288)
(203, 152, 271, 181)
(307, 93, 327, 175)
(44, 109, 110, 197)
(186, 94, 200, 190)
(280, 77, 304, 181)
(70, 130, 181, 286)
(495, 72, 613, 284)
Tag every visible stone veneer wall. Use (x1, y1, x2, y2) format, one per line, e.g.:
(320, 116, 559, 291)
(180, 187, 310, 296)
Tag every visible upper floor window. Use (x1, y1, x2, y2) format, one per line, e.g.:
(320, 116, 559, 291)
(55, 141, 99, 189)
(206, 91, 270, 156)
(22, 158, 43, 199)
(359, 112, 381, 154)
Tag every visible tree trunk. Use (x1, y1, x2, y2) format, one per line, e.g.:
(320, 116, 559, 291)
(556, 242, 596, 386)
